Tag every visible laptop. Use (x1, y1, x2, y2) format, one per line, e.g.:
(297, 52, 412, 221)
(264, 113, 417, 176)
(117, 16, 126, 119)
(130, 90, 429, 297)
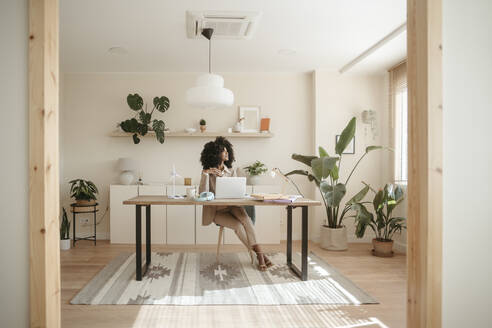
(215, 177, 247, 199)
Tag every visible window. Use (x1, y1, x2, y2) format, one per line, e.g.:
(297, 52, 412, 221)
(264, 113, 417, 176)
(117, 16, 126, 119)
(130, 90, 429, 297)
(394, 88, 408, 183)
(389, 61, 407, 184)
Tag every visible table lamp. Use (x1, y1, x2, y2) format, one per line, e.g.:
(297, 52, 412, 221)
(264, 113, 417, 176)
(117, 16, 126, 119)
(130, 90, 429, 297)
(270, 167, 304, 197)
(118, 158, 137, 185)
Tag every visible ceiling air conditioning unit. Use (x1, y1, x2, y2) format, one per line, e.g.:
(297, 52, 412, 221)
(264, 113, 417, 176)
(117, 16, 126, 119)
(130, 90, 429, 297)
(186, 11, 262, 40)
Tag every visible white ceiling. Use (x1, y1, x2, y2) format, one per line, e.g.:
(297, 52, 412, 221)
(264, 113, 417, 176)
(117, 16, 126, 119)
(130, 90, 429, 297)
(60, 0, 406, 74)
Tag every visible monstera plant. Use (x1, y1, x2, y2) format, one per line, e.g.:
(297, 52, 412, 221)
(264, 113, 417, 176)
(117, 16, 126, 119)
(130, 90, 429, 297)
(286, 117, 389, 250)
(119, 93, 170, 144)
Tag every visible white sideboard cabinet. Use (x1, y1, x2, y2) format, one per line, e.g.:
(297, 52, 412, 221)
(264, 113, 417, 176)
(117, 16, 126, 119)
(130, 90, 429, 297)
(110, 184, 281, 245)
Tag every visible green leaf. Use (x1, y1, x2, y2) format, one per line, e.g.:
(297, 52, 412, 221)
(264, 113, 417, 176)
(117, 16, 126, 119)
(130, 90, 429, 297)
(152, 119, 166, 144)
(373, 189, 384, 212)
(132, 134, 140, 144)
(330, 165, 339, 180)
(285, 169, 320, 187)
(347, 185, 370, 205)
(389, 217, 406, 227)
(291, 154, 318, 167)
(137, 122, 148, 136)
(127, 93, 143, 111)
(153, 96, 170, 113)
(352, 203, 374, 238)
(318, 146, 329, 157)
(120, 118, 139, 133)
(139, 111, 152, 125)
(365, 145, 382, 153)
(320, 182, 346, 207)
(335, 117, 356, 155)
(311, 156, 338, 180)
(394, 184, 404, 202)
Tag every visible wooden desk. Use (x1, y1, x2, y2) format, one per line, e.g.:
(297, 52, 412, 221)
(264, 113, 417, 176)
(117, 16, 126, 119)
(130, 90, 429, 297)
(123, 196, 321, 281)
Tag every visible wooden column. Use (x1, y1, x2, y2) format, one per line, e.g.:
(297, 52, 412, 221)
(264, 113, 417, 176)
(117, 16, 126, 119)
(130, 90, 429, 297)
(407, 0, 442, 327)
(29, 0, 60, 327)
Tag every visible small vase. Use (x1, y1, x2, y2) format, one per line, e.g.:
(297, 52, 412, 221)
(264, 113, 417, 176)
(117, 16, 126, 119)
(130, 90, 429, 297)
(60, 239, 71, 250)
(372, 238, 394, 257)
(200, 125, 206, 132)
(319, 225, 348, 251)
(119, 170, 134, 185)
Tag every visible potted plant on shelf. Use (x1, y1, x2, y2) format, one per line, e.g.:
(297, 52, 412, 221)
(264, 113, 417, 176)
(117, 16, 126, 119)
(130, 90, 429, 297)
(244, 161, 268, 185)
(119, 93, 170, 144)
(286, 117, 389, 250)
(352, 183, 406, 257)
(69, 179, 98, 206)
(199, 119, 206, 132)
(60, 207, 71, 250)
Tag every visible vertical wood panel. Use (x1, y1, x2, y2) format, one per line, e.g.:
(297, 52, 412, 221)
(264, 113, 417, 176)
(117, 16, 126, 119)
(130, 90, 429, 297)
(29, 0, 60, 326)
(407, 0, 442, 327)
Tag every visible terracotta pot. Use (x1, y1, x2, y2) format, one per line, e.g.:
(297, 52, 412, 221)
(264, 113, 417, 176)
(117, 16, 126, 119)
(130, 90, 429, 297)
(372, 238, 394, 257)
(76, 199, 96, 206)
(73, 199, 97, 213)
(200, 125, 206, 132)
(319, 225, 348, 251)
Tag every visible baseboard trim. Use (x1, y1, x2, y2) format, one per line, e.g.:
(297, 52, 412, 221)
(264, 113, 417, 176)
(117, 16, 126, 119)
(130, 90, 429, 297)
(393, 240, 407, 254)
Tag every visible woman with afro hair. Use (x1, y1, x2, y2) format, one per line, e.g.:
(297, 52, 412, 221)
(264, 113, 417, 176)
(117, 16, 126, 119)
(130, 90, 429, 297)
(199, 136, 272, 271)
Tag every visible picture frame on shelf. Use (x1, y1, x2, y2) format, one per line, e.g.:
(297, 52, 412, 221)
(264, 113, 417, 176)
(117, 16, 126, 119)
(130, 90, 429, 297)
(239, 106, 260, 132)
(335, 135, 355, 154)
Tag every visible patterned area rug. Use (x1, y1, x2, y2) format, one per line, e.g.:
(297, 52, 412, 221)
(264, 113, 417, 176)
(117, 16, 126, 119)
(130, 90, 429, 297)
(71, 252, 377, 305)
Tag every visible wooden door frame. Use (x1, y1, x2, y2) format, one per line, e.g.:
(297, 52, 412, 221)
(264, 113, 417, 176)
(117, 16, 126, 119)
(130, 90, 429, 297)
(407, 0, 443, 327)
(28, 0, 442, 327)
(29, 0, 60, 326)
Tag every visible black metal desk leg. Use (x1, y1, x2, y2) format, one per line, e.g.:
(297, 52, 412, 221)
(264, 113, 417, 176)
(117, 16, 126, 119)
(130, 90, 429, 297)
(301, 206, 308, 281)
(146, 205, 151, 267)
(72, 211, 76, 247)
(286, 206, 293, 265)
(94, 210, 97, 246)
(136, 205, 142, 281)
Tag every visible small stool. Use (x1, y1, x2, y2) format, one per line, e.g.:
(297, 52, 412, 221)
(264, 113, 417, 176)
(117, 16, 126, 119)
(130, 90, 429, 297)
(70, 202, 98, 246)
(216, 225, 255, 265)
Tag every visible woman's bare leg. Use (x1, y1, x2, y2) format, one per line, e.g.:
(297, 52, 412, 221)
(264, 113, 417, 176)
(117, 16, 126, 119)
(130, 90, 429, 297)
(229, 207, 273, 268)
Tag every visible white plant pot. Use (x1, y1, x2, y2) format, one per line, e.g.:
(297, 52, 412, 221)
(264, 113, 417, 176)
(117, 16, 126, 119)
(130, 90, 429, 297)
(319, 225, 348, 251)
(60, 239, 71, 251)
(248, 175, 260, 185)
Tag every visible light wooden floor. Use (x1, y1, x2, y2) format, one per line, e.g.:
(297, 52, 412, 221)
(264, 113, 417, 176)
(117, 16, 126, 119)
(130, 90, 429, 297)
(61, 241, 406, 328)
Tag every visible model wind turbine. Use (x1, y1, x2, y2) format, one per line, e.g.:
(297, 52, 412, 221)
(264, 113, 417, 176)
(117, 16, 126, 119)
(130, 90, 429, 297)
(169, 164, 182, 198)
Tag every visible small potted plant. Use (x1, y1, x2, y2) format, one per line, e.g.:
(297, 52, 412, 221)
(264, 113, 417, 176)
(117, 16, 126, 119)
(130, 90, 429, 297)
(243, 161, 268, 185)
(60, 207, 71, 250)
(199, 119, 206, 132)
(352, 183, 406, 257)
(69, 179, 98, 206)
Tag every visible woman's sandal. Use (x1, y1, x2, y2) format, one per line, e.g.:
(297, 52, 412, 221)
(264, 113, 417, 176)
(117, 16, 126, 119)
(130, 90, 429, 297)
(255, 252, 268, 271)
(263, 255, 273, 268)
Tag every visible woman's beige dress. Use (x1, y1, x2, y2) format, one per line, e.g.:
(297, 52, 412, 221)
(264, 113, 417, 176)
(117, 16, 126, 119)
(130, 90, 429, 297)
(198, 166, 257, 248)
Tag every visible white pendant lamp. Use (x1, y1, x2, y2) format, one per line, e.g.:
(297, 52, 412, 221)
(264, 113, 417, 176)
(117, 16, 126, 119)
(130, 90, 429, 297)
(186, 28, 234, 109)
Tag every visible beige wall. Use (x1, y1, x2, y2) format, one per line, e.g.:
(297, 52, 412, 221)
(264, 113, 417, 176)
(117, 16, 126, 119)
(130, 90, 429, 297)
(0, 0, 29, 327)
(312, 71, 390, 243)
(60, 72, 315, 240)
(61, 71, 394, 244)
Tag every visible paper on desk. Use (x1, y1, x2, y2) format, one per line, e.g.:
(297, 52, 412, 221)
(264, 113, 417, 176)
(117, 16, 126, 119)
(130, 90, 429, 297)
(262, 195, 303, 203)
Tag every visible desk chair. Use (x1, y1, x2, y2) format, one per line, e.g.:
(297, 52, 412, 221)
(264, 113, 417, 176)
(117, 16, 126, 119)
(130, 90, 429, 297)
(216, 206, 256, 265)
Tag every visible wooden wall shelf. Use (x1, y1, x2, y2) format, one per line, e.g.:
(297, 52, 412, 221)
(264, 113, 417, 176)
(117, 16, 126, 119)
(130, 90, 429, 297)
(109, 130, 274, 138)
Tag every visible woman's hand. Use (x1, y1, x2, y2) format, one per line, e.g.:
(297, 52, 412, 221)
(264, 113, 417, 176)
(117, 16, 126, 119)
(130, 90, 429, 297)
(203, 168, 223, 176)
